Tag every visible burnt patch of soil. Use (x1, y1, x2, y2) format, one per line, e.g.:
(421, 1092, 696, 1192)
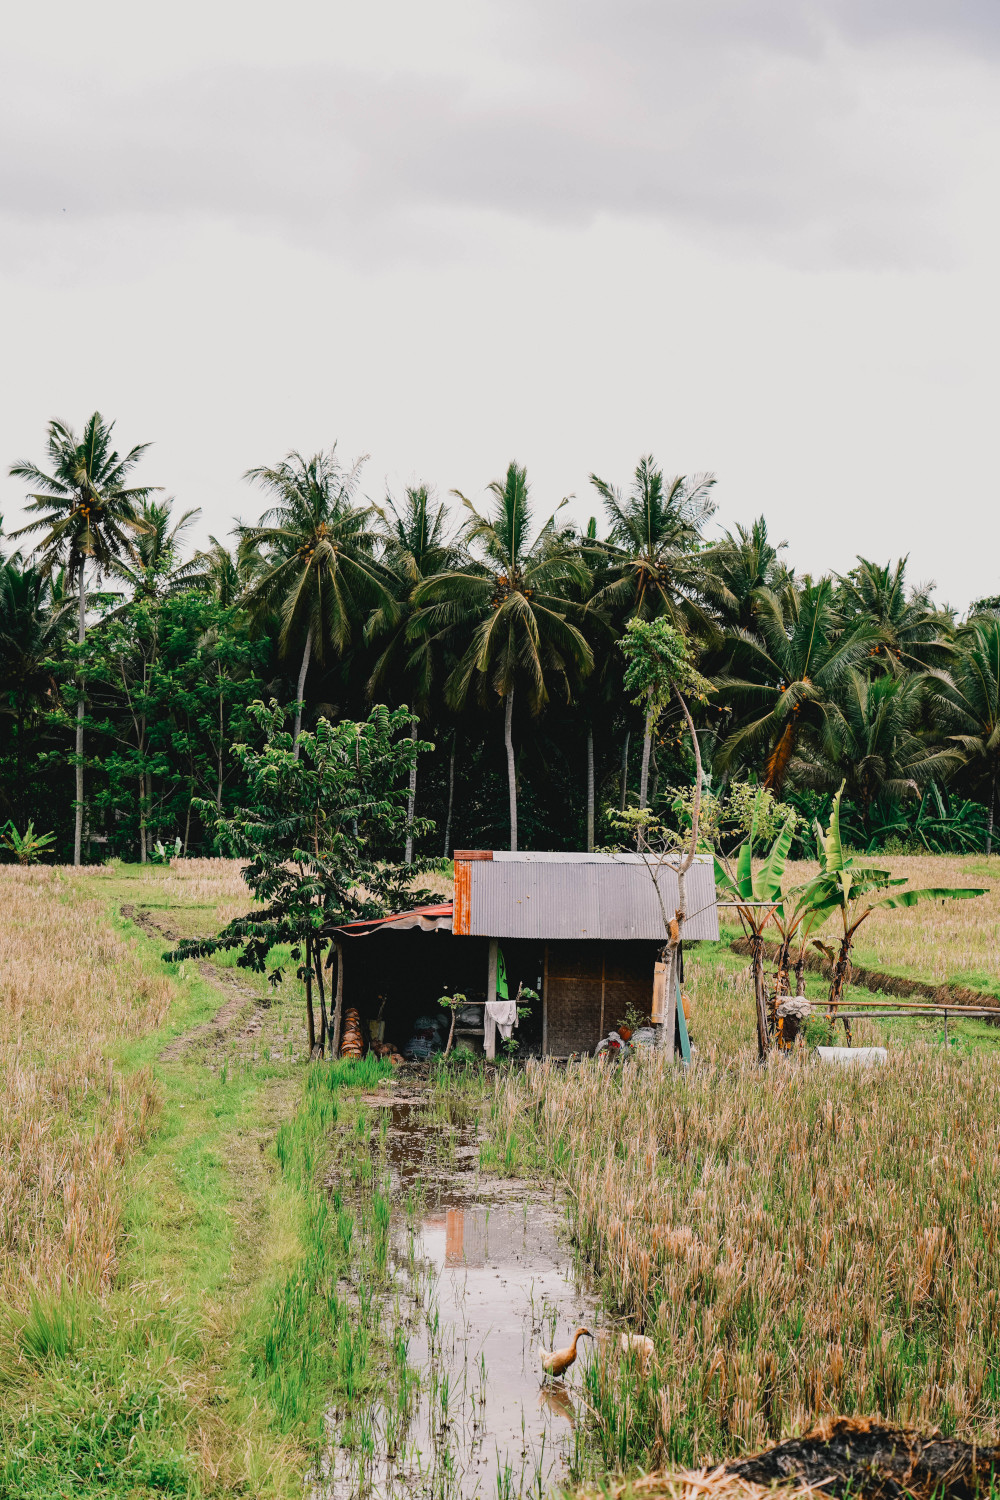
(729, 1417, 1000, 1500)
(730, 937, 1000, 1013)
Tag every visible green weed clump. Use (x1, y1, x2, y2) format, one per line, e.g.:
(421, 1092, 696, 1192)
(244, 1055, 394, 1435)
(0, 1292, 202, 1498)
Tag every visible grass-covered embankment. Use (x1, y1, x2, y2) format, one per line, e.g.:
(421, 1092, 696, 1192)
(0, 860, 393, 1498)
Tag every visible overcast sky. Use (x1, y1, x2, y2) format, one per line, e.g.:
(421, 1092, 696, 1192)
(1, 1, 997, 609)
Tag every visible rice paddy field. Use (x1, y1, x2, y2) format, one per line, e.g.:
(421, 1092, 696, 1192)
(0, 859, 401, 1498)
(1, 852, 999, 1498)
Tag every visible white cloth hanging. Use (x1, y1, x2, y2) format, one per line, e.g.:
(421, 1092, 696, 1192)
(485, 998, 518, 1039)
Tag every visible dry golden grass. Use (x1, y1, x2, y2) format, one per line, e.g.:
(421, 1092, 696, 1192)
(777, 854, 1000, 990)
(577, 1467, 824, 1500)
(94, 855, 255, 934)
(495, 955, 1000, 1464)
(0, 865, 171, 1299)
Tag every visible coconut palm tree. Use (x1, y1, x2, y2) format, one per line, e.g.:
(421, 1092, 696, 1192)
(189, 535, 262, 608)
(836, 556, 955, 674)
(927, 615, 1000, 853)
(588, 456, 716, 807)
(699, 516, 791, 636)
(237, 448, 395, 755)
(715, 578, 880, 793)
(111, 498, 202, 601)
(821, 669, 946, 829)
(414, 462, 592, 851)
(9, 413, 158, 863)
(368, 485, 459, 862)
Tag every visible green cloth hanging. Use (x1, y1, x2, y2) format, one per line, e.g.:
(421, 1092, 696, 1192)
(496, 946, 509, 999)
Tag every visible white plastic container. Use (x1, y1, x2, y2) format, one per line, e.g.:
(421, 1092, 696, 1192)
(816, 1046, 887, 1066)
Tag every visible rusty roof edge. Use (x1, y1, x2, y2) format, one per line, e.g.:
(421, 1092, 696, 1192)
(488, 851, 715, 865)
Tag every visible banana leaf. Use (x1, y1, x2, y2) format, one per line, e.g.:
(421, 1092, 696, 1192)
(753, 807, 798, 904)
(882, 886, 987, 910)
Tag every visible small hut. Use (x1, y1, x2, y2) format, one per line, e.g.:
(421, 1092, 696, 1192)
(327, 850, 719, 1059)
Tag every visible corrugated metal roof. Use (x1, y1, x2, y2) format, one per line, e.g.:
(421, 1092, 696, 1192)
(491, 851, 705, 864)
(464, 853, 719, 941)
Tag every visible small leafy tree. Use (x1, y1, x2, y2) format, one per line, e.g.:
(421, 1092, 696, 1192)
(166, 701, 435, 1056)
(618, 618, 713, 1051)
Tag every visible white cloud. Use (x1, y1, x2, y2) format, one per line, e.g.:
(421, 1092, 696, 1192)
(1, 0, 998, 608)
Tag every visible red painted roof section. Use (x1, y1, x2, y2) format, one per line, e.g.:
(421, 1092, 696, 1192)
(336, 902, 454, 932)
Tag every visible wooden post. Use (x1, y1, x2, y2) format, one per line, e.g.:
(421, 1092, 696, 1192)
(542, 944, 549, 1057)
(330, 939, 344, 1058)
(664, 956, 677, 1057)
(652, 961, 666, 1024)
(486, 938, 498, 1060)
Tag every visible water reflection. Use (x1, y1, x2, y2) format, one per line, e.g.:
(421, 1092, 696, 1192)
(319, 1101, 598, 1500)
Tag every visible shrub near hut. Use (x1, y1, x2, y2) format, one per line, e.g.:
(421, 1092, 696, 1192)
(167, 700, 437, 1055)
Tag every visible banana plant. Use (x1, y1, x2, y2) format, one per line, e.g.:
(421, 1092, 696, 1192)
(809, 786, 987, 1038)
(1, 820, 57, 865)
(715, 792, 800, 1060)
(770, 870, 838, 1011)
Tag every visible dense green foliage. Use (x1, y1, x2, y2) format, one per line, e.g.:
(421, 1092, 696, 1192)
(3, 414, 999, 861)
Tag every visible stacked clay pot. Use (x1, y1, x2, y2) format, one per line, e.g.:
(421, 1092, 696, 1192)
(340, 1007, 364, 1060)
(370, 1040, 405, 1065)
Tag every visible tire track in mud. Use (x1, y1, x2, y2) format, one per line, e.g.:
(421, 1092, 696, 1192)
(121, 903, 269, 1061)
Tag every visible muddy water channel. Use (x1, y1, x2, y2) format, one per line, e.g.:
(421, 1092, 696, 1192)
(319, 1088, 600, 1500)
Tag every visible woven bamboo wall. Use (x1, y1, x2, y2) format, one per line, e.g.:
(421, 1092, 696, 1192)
(544, 941, 656, 1055)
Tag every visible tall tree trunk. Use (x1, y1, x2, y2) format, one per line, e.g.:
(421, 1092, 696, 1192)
(795, 943, 807, 997)
(330, 940, 344, 1058)
(586, 723, 595, 852)
(443, 731, 456, 858)
(292, 626, 313, 759)
(16, 709, 24, 797)
(304, 933, 316, 1054)
(620, 729, 630, 812)
(751, 932, 769, 1062)
(988, 769, 996, 857)
(217, 679, 225, 812)
(764, 721, 798, 794)
(770, 934, 791, 1038)
(504, 688, 517, 852)
(660, 686, 704, 1054)
(314, 939, 329, 1054)
(404, 718, 418, 865)
(139, 773, 147, 864)
(183, 793, 193, 857)
(638, 690, 653, 809)
(73, 566, 86, 867)
(826, 936, 854, 1044)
